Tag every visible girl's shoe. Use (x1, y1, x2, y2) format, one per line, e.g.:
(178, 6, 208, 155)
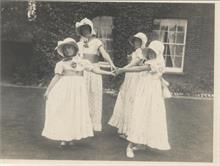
(68, 141, 75, 146)
(132, 145, 140, 151)
(59, 141, 68, 148)
(126, 145, 134, 158)
(132, 144, 146, 151)
(119, 134, 127, 139)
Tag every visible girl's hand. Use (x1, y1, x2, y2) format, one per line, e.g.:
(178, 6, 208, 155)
(115, 68, 124, 75)
(110, 63, 117, 71)
(110, 71, 117, 77)
(44, 91, 49, 100)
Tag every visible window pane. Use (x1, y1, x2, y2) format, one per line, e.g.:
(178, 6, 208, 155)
(177, 25, 185, 32)
(169, 24, 176, 31)
(167, 32, 176, 43)
(164, 44, 175, 56)
(170, 45, 176, 55)
(164, 55, 174, 67)
(173, 56, 182, 68)
(161, 25, 168, 31)
(176, 32, 185, 44)
(160, 31, 168, 42)
(164, 44, 169, 55)
(176, 45, 184, 56)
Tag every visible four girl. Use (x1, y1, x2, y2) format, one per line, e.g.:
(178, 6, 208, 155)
(42, 17, 171, 156)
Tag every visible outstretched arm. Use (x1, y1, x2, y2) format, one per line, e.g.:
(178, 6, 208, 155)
(44, 74, 62, 99)
(117, 65, 151, 74)
(99, 46, 116, 69)
(91, 67, 115, 76)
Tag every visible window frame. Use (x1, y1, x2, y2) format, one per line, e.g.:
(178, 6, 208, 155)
(152, 19, 188, 73)
(92, 16, 114, 56)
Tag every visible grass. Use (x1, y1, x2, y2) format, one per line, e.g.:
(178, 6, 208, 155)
(0, 86, 213, 162)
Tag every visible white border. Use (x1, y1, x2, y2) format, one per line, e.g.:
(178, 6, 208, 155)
(0, 1, 219, 166)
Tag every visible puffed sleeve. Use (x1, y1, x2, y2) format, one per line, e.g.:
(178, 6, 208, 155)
(95, 39, 104, 50)
(54, 62, 63, 75)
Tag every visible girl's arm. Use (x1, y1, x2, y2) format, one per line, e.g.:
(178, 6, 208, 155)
(44, 74, 62, 99)
(99, 46, 116, 69)
(91, 67, 115, 76)
(117, 65, 151, 75)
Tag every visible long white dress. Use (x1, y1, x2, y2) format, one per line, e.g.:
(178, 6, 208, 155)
(41, 58, 94, 141)
(108, 48, 143, 135)
(77, 38, 103, 131)
(126, 59, 171, 150)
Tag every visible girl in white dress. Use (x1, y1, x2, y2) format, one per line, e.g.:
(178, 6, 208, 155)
(108, 32, 148, 138)
(75, 18, 116, 131)
(42, 38, 114, 147)
(116, 41, 171, 158)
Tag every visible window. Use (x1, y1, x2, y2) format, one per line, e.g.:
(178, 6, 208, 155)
(93, 16, 114, 58)
(152, 19, 187, 73)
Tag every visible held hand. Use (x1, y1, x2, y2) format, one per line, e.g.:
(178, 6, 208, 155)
(115, 68, 124, 75)
(109, 71, 116, 77)
(110, 63, 117, 71)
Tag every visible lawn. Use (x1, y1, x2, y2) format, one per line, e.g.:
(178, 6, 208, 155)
(0, 86, 213, 162)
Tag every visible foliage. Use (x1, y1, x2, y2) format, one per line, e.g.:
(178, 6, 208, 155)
(1, 2, 214, 94)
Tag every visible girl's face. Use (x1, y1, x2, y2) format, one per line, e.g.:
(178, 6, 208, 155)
(62, 44, 77, 57)
(133, 38, 142, 49)
(146, 48, 157, 60)
(80, 25, 92, 38)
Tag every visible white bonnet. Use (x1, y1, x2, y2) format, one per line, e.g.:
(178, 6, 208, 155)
(75, 18, 96, 36)
(148, 40, 165, 56)
(148, 40, 165, 66)
(55, 38, 79, 57)
(129, 32, 148, 49)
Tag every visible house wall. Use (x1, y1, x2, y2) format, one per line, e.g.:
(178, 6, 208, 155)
(152, 4, 214, 94)
(1, 2, 214, 93)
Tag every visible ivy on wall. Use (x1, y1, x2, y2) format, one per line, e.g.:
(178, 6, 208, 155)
(1, 2, 158, 88)
(1, 2, 214, 94)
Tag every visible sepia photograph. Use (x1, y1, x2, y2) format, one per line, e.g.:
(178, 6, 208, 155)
(0, 0, 219, 165)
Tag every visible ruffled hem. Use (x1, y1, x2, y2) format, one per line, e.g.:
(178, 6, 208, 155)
(127, 136, 171, 150)
(108, 117, 129, 135)
(41, 131, 94, 141)
(92, 123, 102, 132)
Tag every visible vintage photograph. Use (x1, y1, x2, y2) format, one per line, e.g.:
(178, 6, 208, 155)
(0, 0, 217, 165)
